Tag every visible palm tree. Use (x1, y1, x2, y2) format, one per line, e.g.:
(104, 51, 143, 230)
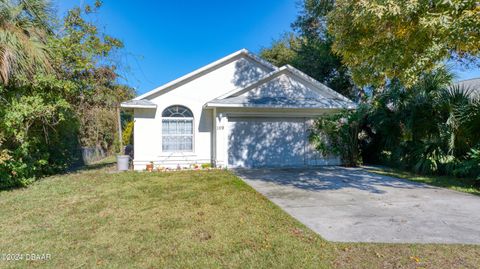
(440, 85, 473, 157)
(0, 0, 53, 86)
(455, 95, 480, 147)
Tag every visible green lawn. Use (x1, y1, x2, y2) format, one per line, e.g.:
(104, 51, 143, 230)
(366, 166, 480, 196)
(1, 165, 479, 268)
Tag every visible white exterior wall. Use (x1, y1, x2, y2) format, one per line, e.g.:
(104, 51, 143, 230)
(133, 57, 272, 170)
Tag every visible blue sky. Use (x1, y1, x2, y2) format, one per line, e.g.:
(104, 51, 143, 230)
(56, 1, 479, 95)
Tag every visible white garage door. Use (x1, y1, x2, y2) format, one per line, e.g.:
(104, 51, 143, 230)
(228, 117, 309, 168)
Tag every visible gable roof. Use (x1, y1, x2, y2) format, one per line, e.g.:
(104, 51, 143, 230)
(123, 49, 356, 110)
(133, 49, 277, 101)
(205, 65, 356, 109)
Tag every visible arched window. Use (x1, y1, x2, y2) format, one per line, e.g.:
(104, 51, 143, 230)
(162, 105, 194, 152)
(162, 105, 194, 118)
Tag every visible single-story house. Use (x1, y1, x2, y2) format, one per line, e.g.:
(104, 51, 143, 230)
(121, 49, 356, 170)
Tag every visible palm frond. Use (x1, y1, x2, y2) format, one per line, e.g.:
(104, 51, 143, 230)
(456, 98, 480, 136)
(0, 0, 53, 85)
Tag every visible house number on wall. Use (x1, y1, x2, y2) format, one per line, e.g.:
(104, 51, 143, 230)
(217, 126, 225, 130)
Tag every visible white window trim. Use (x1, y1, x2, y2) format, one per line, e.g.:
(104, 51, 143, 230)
(161, 116, 195, 153)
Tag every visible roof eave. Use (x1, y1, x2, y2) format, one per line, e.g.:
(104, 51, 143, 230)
(204, 102, 357, 110)
(120, 104, 157, 109)
(134, 49, 278, 101)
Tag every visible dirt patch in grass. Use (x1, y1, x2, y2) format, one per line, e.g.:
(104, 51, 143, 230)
(0, 169, 479, 268)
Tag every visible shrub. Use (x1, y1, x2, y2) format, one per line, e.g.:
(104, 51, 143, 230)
(201, 163, 212, 169)
(122, 120, 134, 146)
(0, 93, 80, 189)
(453, 148, 480, 179)
(310, 107, 364, 167)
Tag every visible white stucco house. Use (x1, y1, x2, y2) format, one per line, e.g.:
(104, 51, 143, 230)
(121, 49, 356, 170)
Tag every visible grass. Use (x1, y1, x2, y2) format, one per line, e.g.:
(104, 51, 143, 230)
(0, 165, 479, 268)
(366, 166, 480, 196)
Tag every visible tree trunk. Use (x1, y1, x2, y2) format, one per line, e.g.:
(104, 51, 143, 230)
(117, 105, 123, 154)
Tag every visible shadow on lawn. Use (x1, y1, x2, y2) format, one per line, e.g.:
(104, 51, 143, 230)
(365, 165, 480, 196)
(1, 157, 117, 192)
(70, 157, 116, 173)
(234, 166, 435, 194)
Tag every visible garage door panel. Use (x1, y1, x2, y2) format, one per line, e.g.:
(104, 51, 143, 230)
(228, 118, 307, 168)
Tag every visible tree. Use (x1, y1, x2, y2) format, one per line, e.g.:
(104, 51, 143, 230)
(260, 0, 357, 99)
(50, 2, 134, 152)
(0, 0, 54, 85)
(359, 67, 480, 175)
(260, 33, 298, 67)
(456, 95, 480, 149)
(0, 0, 134, 189)
(310, 107, 364, 167)
(328, 0, 480, 87)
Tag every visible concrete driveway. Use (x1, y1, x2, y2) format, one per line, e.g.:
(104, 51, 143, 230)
(235, 167, 480, 244)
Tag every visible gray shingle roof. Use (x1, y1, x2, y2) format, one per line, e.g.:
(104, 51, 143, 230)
(208, 96, 356, 109)
(455, 78, 480, 99)
(121, 99, 157, 108)
(206, 65, 357, 109)
(123, 51, 356, 111)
